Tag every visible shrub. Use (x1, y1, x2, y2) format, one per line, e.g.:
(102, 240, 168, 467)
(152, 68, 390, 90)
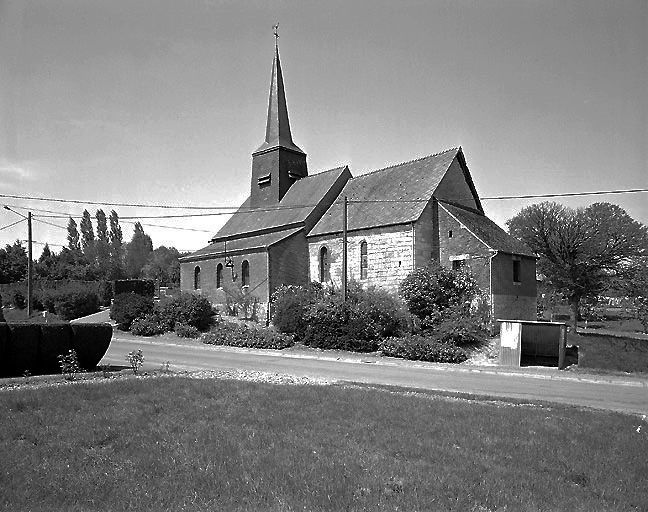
(271, 283, 325, 336)
(51, 290, 100, 321)
(69, 323, 113, 370)
(110, 293, 154, 330)
(399, 264, 480, 322)
(154, 294, 215, 332)
(130, 314, 165, 336)
(379, 335, 468, 363)
(13, 290, 26, 309)
(58, 349, 81, 380)
(300, 285, 408, 352)
(174, 323, 200, 338)
(201, 324, 293, 350)
(126, 349, 144, 374)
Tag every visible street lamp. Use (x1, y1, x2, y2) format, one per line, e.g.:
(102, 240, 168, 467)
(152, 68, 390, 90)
(4, 206, 33, 317)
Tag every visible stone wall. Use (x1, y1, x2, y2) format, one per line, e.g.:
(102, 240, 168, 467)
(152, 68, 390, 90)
(268, 232, 310, 294)
(308, 224, 415, 293)
(569, 332, 648, 373)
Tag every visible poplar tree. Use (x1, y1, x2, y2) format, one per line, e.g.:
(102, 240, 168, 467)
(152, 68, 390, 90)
(79, 209, 95, 258)
(95, 209, 111, 277)
(67, 218, 81, 252)
(108, 210, 124, 279)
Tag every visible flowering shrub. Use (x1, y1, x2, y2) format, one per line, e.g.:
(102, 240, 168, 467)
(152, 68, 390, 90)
(201, 324, 293, 350)
(271, 282, 325, 336)
(126, 349, 144, 374)
(174, 323, 200, 338)
(130, 314, 165, 336)
(58, 349, 81, 380)
(379, 335, 468, 363)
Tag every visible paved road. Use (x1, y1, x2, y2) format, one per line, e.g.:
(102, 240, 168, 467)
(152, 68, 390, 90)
(101, 336, 648, 416)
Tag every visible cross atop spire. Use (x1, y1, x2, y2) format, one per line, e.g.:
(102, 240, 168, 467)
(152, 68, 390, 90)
(254, 28, 304, 155)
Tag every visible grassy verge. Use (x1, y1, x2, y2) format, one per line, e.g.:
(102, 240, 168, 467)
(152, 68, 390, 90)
(2, 377, 645, 511)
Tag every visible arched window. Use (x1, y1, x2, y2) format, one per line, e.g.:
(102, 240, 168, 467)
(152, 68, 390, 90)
(216, 263, 223, 289)
(241, 260, 249, 287)
(319, 246, 329, 282)
(193, 266, 201, 290)
(360, 241, 368, 280)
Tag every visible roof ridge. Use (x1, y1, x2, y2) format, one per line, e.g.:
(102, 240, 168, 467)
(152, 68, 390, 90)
(351, 147, 460, 181)
(305, 165, 349, 177)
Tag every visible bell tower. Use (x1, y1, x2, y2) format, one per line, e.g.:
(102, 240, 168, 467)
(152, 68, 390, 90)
(250, 30, 307, 207)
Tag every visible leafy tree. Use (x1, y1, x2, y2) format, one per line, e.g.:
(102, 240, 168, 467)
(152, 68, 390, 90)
(620, 257, 648, 333)
(125, 222, 153, 278)
(507, 202, 648, 329)
(35, 243, 60, 278)
(67, 218, 81, 252)
(79, 209, 95, 260)
(142, 246, 182, 286)
(0, 241, 27, 283)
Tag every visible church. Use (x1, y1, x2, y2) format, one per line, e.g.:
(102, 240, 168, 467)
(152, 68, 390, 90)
(179, 42, 537, 326)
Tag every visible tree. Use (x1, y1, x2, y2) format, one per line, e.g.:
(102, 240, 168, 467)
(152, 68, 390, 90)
(507, 202, 648, 329)
(0, 241, 28, 283)
(67, 218, 81, 252)
(108, 210, 124, 279)
(35, 243, 60, 278)
(79, 209, 95, 261)
(620, 257, 648, 333)
(95, 209, 111, 277)
(142, 246, 182, 286)
(125, 222, 153, 278)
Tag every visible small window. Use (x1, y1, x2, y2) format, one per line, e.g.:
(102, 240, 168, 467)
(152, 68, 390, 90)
(448, 230, 453, 238)
(452, 260, 465, 271)
(194, 266, 201, 290)
(241, 260, 249, 287)
(319, 246, 329, 282)
(513, 260, 521, 283)
(360, 241, 368, 280)
(216, 263, 223, 289)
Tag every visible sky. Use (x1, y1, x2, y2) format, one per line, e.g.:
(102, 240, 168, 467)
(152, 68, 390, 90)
(0, 0, 646, 257)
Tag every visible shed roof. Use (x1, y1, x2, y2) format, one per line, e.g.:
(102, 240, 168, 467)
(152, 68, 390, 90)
(440, 202, 536, 257)
(308, 148, 460, 237)
(179, 227, 302, 262)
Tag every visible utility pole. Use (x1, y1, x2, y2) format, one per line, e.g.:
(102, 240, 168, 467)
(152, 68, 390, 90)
(342, 196, 348, 301)
(3, 206, 33, 317)
(27, 212, 33, 317)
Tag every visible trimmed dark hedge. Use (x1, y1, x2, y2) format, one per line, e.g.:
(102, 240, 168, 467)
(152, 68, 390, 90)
(0, 322, 112, 377)
(113, 279, 155, 297)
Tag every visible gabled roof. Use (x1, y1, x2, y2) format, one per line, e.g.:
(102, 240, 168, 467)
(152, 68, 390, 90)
(440, 202, 536, 257)
(179, 227, 302, 263)
(211, 165, 351, 242)
(308, 147, 460, 237)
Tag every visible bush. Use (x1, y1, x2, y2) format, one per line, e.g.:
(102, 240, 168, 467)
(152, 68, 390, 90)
(379, 335, 468, 363)
(110, 293, 154, 330)
(69, 323, 113, 370)
(201, 324, 293, 350)
(174, 323, 200, 338)
(399, 264, 480, 322)
(130, 314, 165, 336)
(154, 294, 215, 332)
(13, 290, 26, 309)
(271, 283, 325, 336)
(300, 285, 408, 352)
(99, 280, 114, 307)
(51, 290, 100, 321)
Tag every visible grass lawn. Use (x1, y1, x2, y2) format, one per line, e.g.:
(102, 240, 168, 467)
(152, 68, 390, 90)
(1, 377, 646, 512)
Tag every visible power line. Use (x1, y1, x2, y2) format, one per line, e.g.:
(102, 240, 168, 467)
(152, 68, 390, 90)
(481, 188, 648, 200)
(0, 218, 25, 231)
(32, 217, 68, 231)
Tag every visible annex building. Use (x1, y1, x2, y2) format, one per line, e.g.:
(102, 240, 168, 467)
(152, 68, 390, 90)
(179, 43, 537, 325)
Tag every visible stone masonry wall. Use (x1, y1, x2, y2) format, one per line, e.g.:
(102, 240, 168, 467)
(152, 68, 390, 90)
(308, 224, 415, 293)
(268, 232, 310, 295)
(569, 332, 648, 373)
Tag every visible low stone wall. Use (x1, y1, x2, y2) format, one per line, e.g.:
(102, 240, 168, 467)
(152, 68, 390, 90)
(569, 332, 648, 373)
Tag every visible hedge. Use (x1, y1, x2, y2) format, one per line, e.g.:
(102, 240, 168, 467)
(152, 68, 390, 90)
(0, 323, 113, 377)
(113, 279, 155, 297)
(201, 324, 293, 350)
(379, 335, 469, 364)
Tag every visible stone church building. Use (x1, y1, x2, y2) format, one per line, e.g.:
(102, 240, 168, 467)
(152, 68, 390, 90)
(179, 44, 537, 324)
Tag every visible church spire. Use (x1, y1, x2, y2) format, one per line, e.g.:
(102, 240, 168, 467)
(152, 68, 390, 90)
(254, 28, 304, 155)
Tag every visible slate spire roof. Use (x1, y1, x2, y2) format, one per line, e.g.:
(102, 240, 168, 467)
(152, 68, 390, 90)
(254, 44, 304, 155)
